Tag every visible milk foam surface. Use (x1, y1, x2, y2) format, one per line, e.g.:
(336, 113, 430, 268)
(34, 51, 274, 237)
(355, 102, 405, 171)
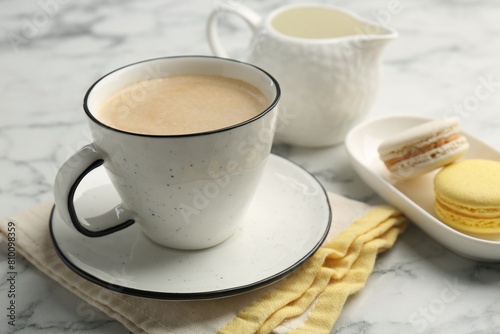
(96, 75, 268, 135)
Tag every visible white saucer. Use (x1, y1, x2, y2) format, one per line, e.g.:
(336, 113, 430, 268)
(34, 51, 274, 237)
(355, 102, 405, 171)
(346, 114, 500, 262)
(50, 154, 331, 299)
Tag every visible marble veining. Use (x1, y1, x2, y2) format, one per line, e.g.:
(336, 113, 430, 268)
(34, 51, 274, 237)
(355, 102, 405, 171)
(2, 0, 500, 333)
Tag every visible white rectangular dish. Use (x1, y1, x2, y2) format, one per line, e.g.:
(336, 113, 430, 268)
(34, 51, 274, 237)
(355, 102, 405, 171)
(346, 114, 500, 261)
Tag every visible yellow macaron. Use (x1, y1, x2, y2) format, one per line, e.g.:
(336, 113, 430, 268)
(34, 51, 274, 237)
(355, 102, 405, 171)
(434, 159, 500, 234)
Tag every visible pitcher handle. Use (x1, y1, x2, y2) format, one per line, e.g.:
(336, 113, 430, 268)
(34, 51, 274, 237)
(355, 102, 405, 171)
(53, 143, 136, 237)
(207, 1, 262, 58)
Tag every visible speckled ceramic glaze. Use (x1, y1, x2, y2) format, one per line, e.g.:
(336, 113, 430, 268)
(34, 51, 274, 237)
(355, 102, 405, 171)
(53, 56, 280, 250)
(207, 3, 397, 147)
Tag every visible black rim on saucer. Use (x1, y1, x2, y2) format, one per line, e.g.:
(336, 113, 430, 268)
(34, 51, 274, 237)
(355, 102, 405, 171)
(49, 155, 332, 300)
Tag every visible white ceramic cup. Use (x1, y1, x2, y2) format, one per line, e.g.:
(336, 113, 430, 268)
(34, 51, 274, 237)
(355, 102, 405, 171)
(53, 56, 280, 250)
(207, 3, 396, 147)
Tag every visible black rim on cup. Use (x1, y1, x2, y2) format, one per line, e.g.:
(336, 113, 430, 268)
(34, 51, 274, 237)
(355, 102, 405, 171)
(83, 55, 281, 138)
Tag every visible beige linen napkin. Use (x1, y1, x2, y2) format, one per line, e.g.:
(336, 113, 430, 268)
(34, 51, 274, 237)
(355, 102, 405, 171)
(0, 193, 407, 334)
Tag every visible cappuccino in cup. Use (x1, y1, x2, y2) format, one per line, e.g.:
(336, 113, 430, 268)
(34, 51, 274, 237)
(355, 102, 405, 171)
(96, 75, 268, 135)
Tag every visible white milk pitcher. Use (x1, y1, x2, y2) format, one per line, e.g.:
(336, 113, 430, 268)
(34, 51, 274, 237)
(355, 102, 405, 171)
(207, 3, 397, 147)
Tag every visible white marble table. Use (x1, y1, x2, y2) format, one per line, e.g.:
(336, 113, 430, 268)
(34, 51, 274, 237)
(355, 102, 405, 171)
(1, 0, 500, 333)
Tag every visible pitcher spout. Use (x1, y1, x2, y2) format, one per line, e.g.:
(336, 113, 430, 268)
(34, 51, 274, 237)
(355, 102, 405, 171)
(327, 6, 398, 52)
(343, 20, 397, 60)
(355, 20, 398, 43)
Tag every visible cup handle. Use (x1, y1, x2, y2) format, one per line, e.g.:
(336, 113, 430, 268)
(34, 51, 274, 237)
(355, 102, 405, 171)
(207, 2, 262, 58)
(53, 143, 136, 237)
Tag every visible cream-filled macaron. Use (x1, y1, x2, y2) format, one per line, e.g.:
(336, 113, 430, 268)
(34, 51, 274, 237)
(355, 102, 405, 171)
(378, 118, 469, 179)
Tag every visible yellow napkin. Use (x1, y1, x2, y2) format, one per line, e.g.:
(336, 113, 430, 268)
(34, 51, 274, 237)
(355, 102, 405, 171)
(0, 193, 407, 334)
